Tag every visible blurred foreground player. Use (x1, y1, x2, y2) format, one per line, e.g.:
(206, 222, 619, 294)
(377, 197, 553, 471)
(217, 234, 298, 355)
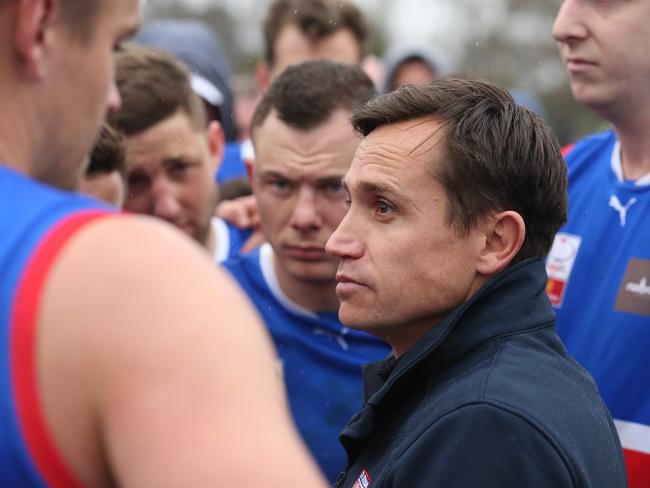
(0, 0, 326, 486)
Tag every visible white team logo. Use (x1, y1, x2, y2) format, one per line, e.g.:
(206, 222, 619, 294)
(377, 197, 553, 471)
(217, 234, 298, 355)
(615, 258, 650, 316)
(609, 195, 637, 227)
(625, 277, 650, 297)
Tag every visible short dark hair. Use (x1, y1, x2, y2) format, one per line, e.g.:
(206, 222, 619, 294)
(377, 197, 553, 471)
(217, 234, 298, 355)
(351, 79, 567, 262)
(263, 0, 369, 66)
(110, 44, 206, 136)
(87, 123, 126, 177)
(251, 59, 375, 133)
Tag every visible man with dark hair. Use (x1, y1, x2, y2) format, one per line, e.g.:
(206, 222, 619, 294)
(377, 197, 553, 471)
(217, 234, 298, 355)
(549, 3, 650, 485)
(382, 42, 452, 93)
(0, 0, 326, 486)
(257, 0, 369, 91)
(111, 45, 249, 263)
(224, 60, 390, 482)
(80, 122, 127, 207)
(326, 79, 626, 487)
(222, 0, 371, 226)
(135, 19, 249, 186)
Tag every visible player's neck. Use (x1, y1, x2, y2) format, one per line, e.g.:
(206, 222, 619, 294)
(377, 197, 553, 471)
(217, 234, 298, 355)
(614, 124, 650, 181)
(272, 253, 340, 313)
(0, 88, 40, 174)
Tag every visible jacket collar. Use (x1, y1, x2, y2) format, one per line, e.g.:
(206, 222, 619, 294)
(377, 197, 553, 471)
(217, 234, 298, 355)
(342, 258, 555, 449)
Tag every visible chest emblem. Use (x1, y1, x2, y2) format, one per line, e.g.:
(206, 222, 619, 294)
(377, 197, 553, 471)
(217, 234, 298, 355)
(352, 468, 372, 488)
(546, 233, 582, 307)
(615, 258, 650, 317)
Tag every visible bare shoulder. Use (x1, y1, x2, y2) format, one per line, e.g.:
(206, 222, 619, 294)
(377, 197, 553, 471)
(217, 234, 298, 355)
(45, 214, 259, 339)
(39, 214, 326, 486)
(41, 213, 276, 390)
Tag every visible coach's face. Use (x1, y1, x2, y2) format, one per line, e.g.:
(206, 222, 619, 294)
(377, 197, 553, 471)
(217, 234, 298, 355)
(326, 117, 487, 356)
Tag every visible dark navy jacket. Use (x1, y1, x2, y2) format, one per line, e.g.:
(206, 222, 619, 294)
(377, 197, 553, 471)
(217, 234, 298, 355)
(335, 259, 627, 488)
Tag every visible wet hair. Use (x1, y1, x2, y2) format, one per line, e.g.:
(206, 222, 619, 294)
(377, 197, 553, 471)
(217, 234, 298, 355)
(110, 44, 206, 136)
(351, 78, 568, 262)
(251, 59, 375, 133)
(263, 0, 369, 66)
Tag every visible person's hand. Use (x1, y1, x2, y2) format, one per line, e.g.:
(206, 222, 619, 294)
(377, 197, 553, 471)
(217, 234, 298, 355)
(241, 228, 266, 253)
(216, 195, 259, 229)
(216, 195, 266, 252)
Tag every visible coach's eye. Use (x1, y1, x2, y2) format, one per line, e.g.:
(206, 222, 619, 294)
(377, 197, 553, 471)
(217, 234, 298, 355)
(375, 199, 395, 216)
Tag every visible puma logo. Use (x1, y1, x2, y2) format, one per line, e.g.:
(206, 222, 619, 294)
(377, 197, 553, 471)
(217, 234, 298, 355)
(609, 195, 637, 227)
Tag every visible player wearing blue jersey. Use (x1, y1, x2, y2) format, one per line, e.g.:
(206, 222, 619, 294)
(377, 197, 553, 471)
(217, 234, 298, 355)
(0, 0, 326, 486)
(111, 45, 248, 263)
(224, 60, 391, 482)
(551, 2, 650, 486)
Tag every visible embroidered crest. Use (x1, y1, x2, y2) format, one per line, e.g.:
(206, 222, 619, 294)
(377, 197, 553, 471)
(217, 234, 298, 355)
(351, 468, 372, 488)
(546, 233, 582, 307)
(615, 258, 650, 317)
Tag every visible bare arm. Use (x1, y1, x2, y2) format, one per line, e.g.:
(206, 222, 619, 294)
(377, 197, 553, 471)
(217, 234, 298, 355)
(39, 216, 325, 487)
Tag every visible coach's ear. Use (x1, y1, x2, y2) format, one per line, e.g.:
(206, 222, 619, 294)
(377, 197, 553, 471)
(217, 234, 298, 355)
(13, 0, 59, 79)
(476, 211, 525, 276)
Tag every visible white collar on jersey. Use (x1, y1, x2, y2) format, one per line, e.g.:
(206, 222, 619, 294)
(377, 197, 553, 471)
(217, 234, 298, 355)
(611, 140, 650, 186)
(211, 217, 230, 264)
(259, 243, 318, 318)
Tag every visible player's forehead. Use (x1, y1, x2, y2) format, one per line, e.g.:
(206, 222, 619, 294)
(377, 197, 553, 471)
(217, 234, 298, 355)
(255, 116, 356, 180)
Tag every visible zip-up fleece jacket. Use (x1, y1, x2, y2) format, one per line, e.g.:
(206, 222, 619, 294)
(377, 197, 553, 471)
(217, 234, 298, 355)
(334, 259, 628, 488)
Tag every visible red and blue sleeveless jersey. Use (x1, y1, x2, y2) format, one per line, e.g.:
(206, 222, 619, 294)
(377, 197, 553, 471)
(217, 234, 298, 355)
(1, 166, 113, 487)
(546, 130, 650, 488)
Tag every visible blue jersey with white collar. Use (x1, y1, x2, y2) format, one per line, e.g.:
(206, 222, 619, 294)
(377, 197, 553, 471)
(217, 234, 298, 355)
(223, 244, 390, 482)
(546, 130, 650, 486)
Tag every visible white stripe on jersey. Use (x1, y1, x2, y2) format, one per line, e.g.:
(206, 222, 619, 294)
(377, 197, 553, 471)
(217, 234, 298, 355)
(615, 419, 650, 454)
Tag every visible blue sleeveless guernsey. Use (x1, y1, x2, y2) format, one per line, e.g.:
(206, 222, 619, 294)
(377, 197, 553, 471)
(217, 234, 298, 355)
(224, 244, 391, 482)
(1, 166, 113, 487)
